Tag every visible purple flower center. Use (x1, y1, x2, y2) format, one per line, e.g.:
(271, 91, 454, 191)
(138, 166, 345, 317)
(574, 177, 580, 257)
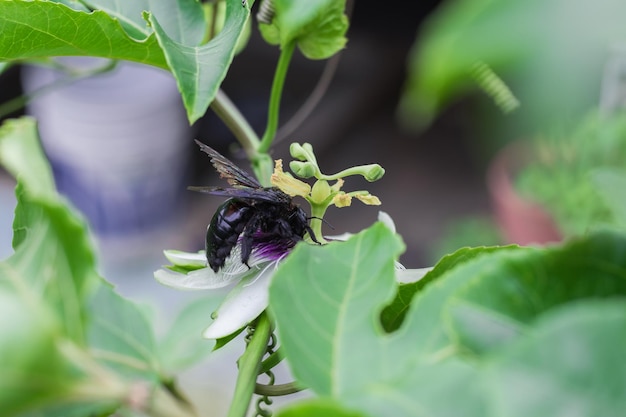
(250, 232, 299, 261)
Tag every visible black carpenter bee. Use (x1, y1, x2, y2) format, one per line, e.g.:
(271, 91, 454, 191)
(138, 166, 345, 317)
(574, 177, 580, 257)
(189, 140, 319, 272)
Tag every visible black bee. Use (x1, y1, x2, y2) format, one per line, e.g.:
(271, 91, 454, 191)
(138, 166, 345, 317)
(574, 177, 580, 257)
(189, 140, 319, 272)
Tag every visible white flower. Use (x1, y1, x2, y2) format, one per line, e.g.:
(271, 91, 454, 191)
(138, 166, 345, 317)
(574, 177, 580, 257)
(154, 246, 282, 339)
(154, 211, 429, 339)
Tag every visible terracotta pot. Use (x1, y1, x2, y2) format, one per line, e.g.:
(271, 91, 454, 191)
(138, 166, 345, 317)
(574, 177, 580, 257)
(486, 141, 562, 246)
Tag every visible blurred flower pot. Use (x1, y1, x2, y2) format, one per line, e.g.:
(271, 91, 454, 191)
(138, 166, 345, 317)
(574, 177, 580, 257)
(486, 141, 562, 246)
(22, 58, 194, 261)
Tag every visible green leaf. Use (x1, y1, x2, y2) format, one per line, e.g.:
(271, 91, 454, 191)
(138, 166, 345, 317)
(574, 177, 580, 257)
(0, 283, 79, 416)
(147, 0, 251, 123)
(592, 168, 626, 228)
(81, 0, 207, 44)
(0, 116, 190, 417)
(0, 1, 167, 68)
(158, 295, 220, 371)
(271, 224, 487, 416)
(87, 283, 162, 382)
(0, 117, 99, 343)
(270, 222, 405, 396)
(380, 245, 517, 332)
(258, 0, 348, 59)
(0, 0, 252, 123)
(446, 231, 626, 356)
(486, 299, 626, 417)
(400, 0, 626, 130)
(276, 398, 366, 417)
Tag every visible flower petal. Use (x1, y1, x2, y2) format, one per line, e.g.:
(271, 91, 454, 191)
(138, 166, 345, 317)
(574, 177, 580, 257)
(396, 267, 432, 283)
(271, 159, 311, 197)
(355, 193, 381, 205)
(154, 266, 241, 290)
(377, 211, 396, 233)
(163, 249, 207, 269)
(202, 261, 276, 339)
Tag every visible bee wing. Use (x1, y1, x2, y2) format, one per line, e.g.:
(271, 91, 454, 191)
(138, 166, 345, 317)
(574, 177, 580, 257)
(188, 186, 291, 203)
(195, 140, 261, 189)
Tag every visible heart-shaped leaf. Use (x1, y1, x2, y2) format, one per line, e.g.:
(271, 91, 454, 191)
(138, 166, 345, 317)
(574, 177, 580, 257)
(0, 0, 251, 123)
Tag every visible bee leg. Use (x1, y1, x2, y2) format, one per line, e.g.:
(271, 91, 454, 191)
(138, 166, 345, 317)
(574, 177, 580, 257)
(306, 224, 322, 245)
(240, 215, 262, 268)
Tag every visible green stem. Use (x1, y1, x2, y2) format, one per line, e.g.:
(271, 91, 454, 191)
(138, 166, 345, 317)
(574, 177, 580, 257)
(254, 382, 304, 397)
(227, 313, 272, 417)
(258, 346, 284, 375)
(210, 90, 273, 184)
(258, 41, 296, 154)
(210, 89, 261, 159)
(309, 204, 329, 244)
(318, 164, 382, 182)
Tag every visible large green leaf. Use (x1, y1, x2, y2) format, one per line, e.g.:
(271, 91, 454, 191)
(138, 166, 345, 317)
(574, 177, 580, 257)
(147, 0, 251, 123)
(0, 281, 80, 416)
(486, 299, 626, 417)
(0, 117, 98, 343)
(380, 245, 518, 332)
(400, 0, 626, 130)
(0, 1, 167, 68)
(0, 117, 168, 415)
(87, 283, 163, 382)
(271, 221, 626, 416)
(270, 223, 486, 416)
(0, 118, 104, 415)
(80, 0, 207, 44)
(271, 222, 405, 397)
(446, 231, 626, 356)
(0, 0, 252, 123)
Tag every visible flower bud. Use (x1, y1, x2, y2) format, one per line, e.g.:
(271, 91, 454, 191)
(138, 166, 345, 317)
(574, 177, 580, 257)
(289, 160, 317, 178)
(361, 164, 385, 182)
(289, 143, 308, 161)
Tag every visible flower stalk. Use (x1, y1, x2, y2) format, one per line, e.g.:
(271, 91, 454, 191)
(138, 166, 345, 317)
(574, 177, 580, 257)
(227, 313, 273, 417)
(259, 40, 297, 155)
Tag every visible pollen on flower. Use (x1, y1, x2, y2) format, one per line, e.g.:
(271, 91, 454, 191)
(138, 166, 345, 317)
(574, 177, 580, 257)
(333, 193, 352, 208)
(271, 159, 311, 197)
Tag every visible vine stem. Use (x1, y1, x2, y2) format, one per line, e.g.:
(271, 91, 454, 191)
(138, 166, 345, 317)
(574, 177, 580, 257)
(255, 382, 303, 397)
(227, 313, 272, 417)
(258, 40, 296, 154)
(210, 90, 274, 184)
(210, 89, 261, 159)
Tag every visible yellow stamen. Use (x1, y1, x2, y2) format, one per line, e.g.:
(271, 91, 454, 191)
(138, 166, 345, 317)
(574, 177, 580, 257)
(271, 159, 311, 197)
(356, 194, 381, 205)
(333, 193, 352, 208)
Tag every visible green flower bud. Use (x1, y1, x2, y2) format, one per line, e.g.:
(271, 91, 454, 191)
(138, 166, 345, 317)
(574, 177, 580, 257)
(361, 164, 385, 182)
(289, 160, 317, 178)
(289, 143, 309, 161)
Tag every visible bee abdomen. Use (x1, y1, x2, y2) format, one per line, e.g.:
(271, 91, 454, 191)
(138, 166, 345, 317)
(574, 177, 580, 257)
(206, 199, 254, 271)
